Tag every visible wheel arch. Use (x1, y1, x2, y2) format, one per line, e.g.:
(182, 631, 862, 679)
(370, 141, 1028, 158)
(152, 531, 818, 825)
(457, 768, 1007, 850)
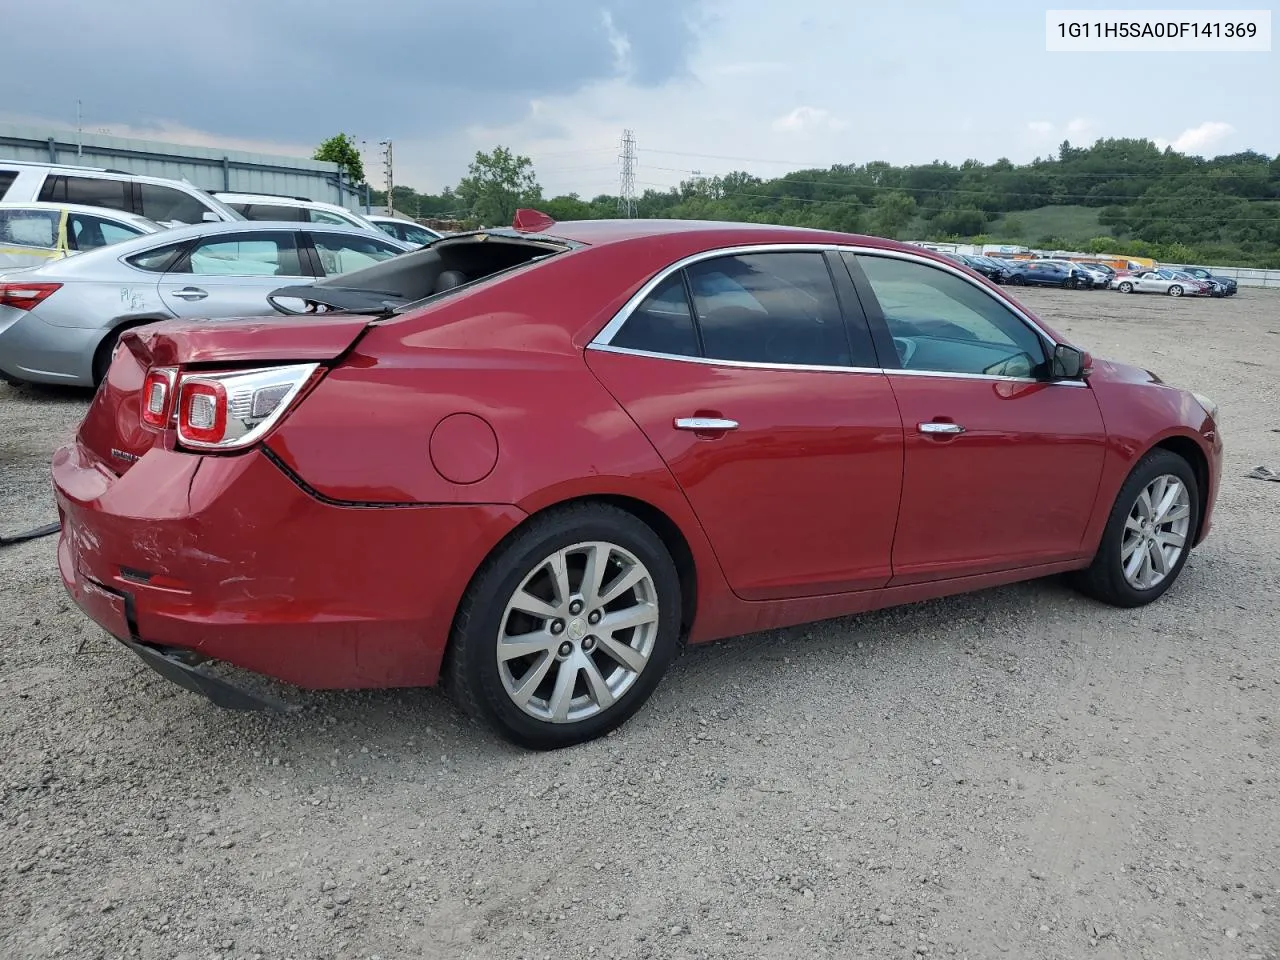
(475, 491, 700, 641)
(1150, 433, 1210, 546)
(92, 313, 171, 384)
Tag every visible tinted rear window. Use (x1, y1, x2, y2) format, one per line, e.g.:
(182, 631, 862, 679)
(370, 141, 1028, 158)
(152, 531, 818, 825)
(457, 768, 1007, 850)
(0, 171, 17, 199)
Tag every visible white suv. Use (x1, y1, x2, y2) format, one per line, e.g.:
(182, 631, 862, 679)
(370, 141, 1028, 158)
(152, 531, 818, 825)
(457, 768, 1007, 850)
(213, 192, 382, 233)
(0, 161, 241, 227)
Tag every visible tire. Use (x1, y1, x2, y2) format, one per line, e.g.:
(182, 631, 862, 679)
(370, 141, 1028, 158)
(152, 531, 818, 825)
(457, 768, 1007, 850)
(1118, 281, 1133, 293)
(444, 503, 682, 749)
(1072, 449, 1200, 608)
(1009, 275, 1023, 285)
(1167, 285, 1183, 297)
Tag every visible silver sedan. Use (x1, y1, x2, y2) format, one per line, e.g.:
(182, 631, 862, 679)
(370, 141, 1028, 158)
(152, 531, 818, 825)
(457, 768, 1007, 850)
(0, 220, 411, 387)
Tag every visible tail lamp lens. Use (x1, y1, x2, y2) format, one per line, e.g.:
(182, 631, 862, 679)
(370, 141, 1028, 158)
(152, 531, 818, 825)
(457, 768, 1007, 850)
(175, 363, 320, 451)
(140, 368, 177, 428)
(0, 282, 62, 311)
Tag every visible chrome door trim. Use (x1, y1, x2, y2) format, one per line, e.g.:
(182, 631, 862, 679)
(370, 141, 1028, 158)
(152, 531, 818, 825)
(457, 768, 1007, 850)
(674, 417, 739, 431)
(918, 422, 965, 435)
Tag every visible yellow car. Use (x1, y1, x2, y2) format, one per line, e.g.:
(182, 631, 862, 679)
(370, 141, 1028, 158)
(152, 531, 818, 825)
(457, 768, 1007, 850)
(0, 202, 163, 270)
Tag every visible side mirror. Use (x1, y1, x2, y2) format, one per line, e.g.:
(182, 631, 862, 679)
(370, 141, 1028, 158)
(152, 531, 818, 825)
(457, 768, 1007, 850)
(1050, 343, 1089, 380)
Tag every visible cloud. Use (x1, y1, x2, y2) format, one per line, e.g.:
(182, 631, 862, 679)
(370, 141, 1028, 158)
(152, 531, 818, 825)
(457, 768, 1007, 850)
(1155, 121, 1236, 155)
(772, 107, 847, 134)
(1028, 118, 1092, 141)
(0, 0, 701, 144)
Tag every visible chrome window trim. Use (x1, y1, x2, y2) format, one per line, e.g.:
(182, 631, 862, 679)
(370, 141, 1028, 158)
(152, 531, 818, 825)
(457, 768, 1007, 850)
(586, 344, 1088, 387)
(587, 242, 1074, 383)
(588, 343, 882, 376)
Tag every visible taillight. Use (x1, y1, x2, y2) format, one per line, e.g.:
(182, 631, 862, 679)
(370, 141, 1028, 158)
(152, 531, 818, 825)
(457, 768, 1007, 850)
(140, 367, 177, 429)
(175, 363, 320, 451)
(0, 282, 62, 311)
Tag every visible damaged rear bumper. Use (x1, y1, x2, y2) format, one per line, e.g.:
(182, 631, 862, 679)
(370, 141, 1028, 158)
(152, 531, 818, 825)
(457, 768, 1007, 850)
(59, 534, 294, 711)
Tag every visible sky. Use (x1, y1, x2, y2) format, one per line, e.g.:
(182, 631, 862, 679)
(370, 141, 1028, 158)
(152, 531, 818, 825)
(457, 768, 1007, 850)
(4, 0, 1277, 199)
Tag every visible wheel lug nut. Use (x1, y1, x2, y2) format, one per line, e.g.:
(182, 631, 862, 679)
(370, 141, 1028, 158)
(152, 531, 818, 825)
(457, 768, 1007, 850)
(550, 620, 565, 635)
(558, 641, 572, 657)
(587, 610, 601, 625)
(569, 599, 584, 615)
(583, 637, 596, 651)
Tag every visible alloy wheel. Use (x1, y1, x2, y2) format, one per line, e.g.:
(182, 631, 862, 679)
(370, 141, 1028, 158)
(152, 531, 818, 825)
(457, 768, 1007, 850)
(496, 541, 659, 723)
(1169, 285, 1183, 297)
(1121, 475, 1191, 591)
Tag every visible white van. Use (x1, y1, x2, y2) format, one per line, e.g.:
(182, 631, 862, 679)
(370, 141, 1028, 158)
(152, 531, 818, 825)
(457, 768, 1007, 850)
(213, 192, 381, 233)
(0, 161, 242, 227)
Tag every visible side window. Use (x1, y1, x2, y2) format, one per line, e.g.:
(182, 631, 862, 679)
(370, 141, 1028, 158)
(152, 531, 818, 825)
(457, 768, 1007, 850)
(236, 203, 305, 222)
(308, 232, 403, 275)
(0, 209, 59, 248)
(139, 183, 209, 224)
(175, 231, 302, 277)
(308, 208, 357, 226)
(403, 225, 436, 245)
(852, 253, 1047, 378)
(127, 242, 190, 273)
(374, 221, 400, 239)
(61, 176, 132, 213)
(610, 274, 701, 358)
(68, 213, 145, 250)
(0, 171, 17, 199)
(685, 252, 860, 367)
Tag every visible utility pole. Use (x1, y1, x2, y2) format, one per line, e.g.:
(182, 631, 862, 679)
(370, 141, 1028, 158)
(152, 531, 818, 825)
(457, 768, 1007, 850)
(618, 128, 636, 217)
(379, 139, 394, 216)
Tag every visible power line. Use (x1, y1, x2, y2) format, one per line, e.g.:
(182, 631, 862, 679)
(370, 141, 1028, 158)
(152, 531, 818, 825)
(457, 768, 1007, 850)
(638, 147, 1278, 178)
(630, 181, 1280, 222)
(636, 164, 1280, 204)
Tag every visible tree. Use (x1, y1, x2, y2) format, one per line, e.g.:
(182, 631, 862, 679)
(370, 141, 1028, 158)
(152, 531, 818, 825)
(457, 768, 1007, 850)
(869, 191, 916, 239)
(313, 133, 365, 185)
(456, 146, 542, 226)
(1003, 215, 1025, 238)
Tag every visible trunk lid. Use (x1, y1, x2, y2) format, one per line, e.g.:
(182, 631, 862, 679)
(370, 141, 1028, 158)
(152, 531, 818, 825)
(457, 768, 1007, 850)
(77, 312, 374, 474)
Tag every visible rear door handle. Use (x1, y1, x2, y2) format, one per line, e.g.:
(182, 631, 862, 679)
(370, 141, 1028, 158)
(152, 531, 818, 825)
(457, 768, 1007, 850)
(674, 417, 739, 432)
(170, 287, 208, 301)
(918, 421, 965, 435)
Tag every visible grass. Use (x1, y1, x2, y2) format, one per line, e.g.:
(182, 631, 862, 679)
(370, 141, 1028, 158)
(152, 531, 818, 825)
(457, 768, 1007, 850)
(906, 205, 1111, 246)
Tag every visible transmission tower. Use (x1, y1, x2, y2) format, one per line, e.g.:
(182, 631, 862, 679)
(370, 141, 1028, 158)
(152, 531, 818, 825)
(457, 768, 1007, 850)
(618, 129, 636, 217)
(379, 139, 394, 216)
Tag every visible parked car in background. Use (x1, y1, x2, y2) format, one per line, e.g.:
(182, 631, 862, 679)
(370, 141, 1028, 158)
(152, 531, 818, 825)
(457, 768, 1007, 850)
(0, 161, 242, 226)
(51, 215, 1221, 749)
(0, 202, 163, 268)
(1111, 269, 1210, 297)
(1063, 261, 1113, 288)
(1007, 259, 1093, 288)
(213, 192, 384, 233)
(1177, 266, 1237, 297)
(367, 215, 443, 247)
(0, 221, 409, 387)
(942, 253, 1009, 284)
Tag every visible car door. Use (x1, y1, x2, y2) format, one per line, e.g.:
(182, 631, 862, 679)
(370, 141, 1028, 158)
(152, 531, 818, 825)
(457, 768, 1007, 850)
(586, 249, 904, 600)
(302, 230, 407, 277)
(1134, 272, 1162, 293)
(844, 250, 1106, 584)
(157, 230, 309, 318)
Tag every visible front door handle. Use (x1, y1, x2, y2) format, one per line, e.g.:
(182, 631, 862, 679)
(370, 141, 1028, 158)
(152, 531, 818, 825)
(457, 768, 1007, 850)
(170, 287, 208, 301)
(674, 417, 739, 432)
(918, 421, 965, 435)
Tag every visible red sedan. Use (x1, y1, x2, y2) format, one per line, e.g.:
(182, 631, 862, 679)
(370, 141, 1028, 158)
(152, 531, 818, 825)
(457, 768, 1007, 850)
(52, 214, 1223, 749)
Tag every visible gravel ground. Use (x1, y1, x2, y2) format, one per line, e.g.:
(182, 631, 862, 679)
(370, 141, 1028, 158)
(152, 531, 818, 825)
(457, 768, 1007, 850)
(2, 286, 1278, 960)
